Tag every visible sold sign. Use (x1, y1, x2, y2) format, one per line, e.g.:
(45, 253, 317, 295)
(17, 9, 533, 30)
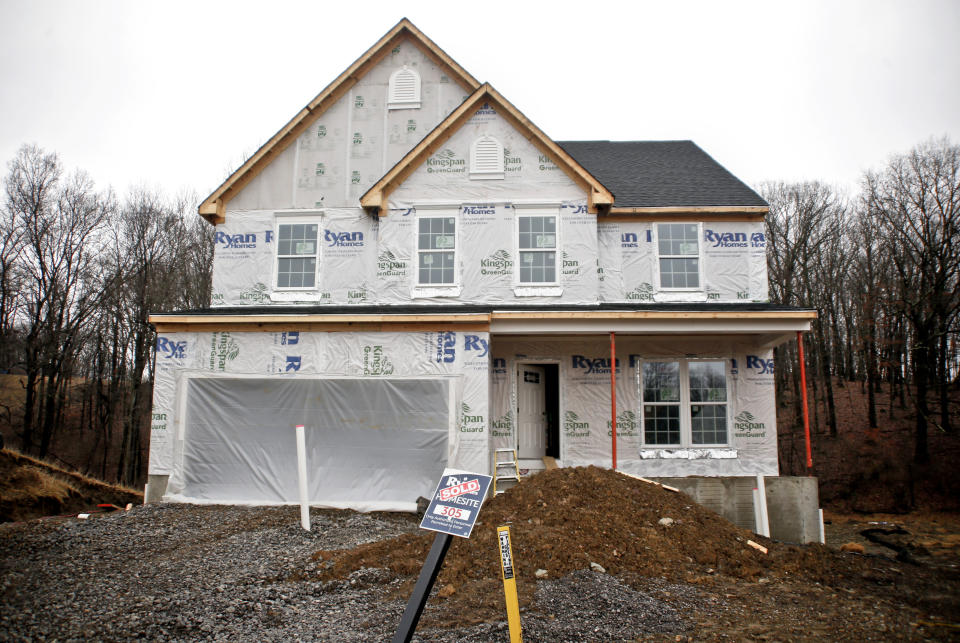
(439, 479, 480, 501)
(419, 469, 492, 539)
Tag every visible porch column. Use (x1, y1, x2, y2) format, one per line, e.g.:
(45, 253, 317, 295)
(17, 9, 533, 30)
(610, 331, 617, 470)
(797, 331, 813, 468)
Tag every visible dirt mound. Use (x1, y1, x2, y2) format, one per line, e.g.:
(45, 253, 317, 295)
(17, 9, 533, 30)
(312, 466, 861, 626)
(0, 449, 142, 522)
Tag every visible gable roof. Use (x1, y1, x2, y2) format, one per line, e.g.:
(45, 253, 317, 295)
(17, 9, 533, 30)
(198, 18, 481, 224)
(558, 140, 768, 214)
(360, 84, 614, 213)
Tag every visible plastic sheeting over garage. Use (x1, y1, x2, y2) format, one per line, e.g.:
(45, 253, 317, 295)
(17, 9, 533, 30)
(150, 330, 490, 510)
(175, 377, 451, 508)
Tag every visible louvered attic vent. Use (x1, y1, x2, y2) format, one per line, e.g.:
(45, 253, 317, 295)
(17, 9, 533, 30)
(388, 67, 421, 109)
(470, 135, 504, 179)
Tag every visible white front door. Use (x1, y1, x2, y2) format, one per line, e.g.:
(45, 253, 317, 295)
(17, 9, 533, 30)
(517, 365, 547, 459)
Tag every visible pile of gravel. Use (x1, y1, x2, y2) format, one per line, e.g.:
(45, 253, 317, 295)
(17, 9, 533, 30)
(0, 504, 709, 642)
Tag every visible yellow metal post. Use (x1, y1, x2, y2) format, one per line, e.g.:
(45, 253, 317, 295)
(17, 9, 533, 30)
(497, 525, 523, 643)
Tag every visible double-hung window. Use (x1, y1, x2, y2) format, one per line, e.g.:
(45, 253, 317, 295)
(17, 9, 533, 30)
(275, 219, 319, 289)
(641, 360, 728, 446)
(517, 212, 558, 284)
(657, 223, 701, 289)
(417, 215, 457, 285)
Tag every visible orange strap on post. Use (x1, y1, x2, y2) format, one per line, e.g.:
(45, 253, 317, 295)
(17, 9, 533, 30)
(797, 331, 813, 468)
(610, 331, 617, 471)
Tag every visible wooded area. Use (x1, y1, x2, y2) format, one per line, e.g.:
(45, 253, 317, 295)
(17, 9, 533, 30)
(0, 144, 213, 485)
(0, 137, 957, 490)
(767, 137, 960, 473)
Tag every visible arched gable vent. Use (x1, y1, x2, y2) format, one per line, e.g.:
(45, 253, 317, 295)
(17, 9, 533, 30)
(388, 67, 421, 109)
(470, 135, 504, 179)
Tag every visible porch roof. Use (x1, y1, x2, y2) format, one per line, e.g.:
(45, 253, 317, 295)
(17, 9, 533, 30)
(150, 303, 814, 347)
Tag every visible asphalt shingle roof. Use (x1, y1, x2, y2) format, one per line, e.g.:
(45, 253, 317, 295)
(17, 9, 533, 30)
(558, 140, 767, 208)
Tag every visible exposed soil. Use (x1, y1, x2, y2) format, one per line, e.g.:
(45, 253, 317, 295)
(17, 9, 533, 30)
(0, 449, 142, 523)
(314, 466, 960, 640)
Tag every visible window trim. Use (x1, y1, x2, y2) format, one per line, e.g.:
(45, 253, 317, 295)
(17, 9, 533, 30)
(272, 213, 322, 292)
(513, 208, 560, 289)
(655, 222, 704, 292)
(639, 358, 730, 448)
(413, 209, 460, 295)
(388, 66, 421, 110)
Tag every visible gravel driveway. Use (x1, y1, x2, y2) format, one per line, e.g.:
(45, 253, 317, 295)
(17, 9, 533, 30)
(0, 504, 702, 642)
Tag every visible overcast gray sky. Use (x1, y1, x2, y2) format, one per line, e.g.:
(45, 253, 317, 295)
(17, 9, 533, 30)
(1, 0, 958, 202)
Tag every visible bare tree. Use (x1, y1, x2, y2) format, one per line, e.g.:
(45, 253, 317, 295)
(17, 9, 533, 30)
(864, 137, 960, 464)
(4, 144, 115, 457)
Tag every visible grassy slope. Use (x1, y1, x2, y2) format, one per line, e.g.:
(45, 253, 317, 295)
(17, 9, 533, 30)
(0, 449, 143, 523)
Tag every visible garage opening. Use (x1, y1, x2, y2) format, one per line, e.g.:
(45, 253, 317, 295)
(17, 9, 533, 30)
(179, 377, 452, 509)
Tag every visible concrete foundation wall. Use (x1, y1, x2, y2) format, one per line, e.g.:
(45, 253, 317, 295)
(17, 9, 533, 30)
(146, 474, 169, 504)
(654, 476, 820, 544)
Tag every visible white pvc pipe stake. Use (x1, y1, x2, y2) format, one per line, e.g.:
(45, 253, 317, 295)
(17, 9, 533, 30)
(818, 508, 825, 544)
(295, 424, 310, 531)
(756, 474, 770, 538)
(752, 488, 763, 535)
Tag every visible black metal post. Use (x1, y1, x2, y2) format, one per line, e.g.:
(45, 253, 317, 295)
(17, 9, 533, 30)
(391, 532, 453, 643)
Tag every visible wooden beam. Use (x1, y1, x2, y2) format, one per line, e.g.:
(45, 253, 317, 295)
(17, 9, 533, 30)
(199, 19, 482, 219)
(491, 310, 818, 321)
(600, 212, 765, 223)
(150, 313, 490, 325)
(153, 321, 491, 333)
(364, 83, 613, 214)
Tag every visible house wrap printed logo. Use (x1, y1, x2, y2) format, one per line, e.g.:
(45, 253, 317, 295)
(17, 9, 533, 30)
(377, 250, 407, 277)
(209, 333, 239, 372)
(435, 332, 456, 363)
(491, 414, 512, 437)
(481, 249, 513, 276)
(564, 411, 590, 437)
(427, 149, 465, 174)
(703, 230, 765, 249)
(474, 103, 496, 117)
(459, 403, 485, 433)
(156, 337, 186, 360)
(325, 230, 364, 247)
(462, 205, 495, 216)
(571, 355, 621, 376)
(216, 231, 260, 250)
(561, 252, 580, 276)
(733, 411, 766, 438)
(362, 345, 394, 375)
(503, 148, 521, 173)
(239, 282, 269, 304)
(347, 283, 369, 303)
(746, 355, 775, 375)
(463, 334, 488, 358)
(607, 410, 639, 437)
(151, 412, 167, 433)
(626, 283, 655, 301)
(537, 154, 559, 172)
(621, 232, 639, 248)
